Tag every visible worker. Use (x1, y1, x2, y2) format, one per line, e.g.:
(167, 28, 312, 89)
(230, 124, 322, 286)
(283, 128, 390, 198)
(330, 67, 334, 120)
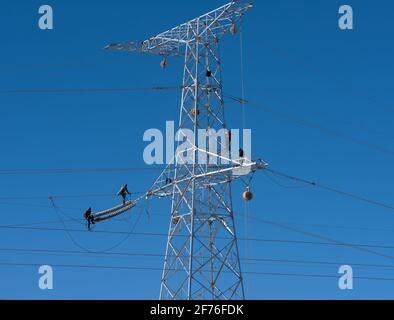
(118, 184, 131, 204)
(239, 148, 245, 158)
(83, 207, 95, 230)
(226, 129, 232, 152)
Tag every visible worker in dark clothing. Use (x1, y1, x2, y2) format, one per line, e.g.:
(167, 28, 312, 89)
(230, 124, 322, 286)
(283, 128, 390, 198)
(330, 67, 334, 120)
(118, 184, 131, 204)
(239, 148, 245, 158)
(83, 207, 95, 230)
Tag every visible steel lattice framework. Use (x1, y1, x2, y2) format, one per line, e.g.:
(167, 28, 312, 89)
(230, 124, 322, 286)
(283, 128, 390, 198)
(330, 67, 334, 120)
(107, 1, 266, 300)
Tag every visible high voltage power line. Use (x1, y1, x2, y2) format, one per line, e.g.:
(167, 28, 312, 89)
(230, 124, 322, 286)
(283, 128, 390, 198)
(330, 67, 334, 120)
(0, 86, 181, 94)
(225, 96, 394, 156)
(2, 210, 394, 235)
(1, 82, 393, 156)
(0, 166, 393, 214)
(0, 167, 165, 175)
(1, 247, 394, 270)
(3, 203, 394, 265)
(0, 262, 393, 283)
(265, 169, 394, 212)
(14, 195, 394, 265)
(1, 225, 394, 251)
(1, 209, 392, 267)
(1, 166, 393, 264)
(240, 214, 394, 261)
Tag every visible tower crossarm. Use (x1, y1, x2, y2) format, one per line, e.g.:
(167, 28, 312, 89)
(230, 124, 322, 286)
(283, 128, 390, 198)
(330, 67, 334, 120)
(105, 1, 253, 57)
(146, 159, 268, 199)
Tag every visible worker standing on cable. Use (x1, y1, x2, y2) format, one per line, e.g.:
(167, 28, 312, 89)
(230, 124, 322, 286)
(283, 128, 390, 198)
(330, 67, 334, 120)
(117, 184, 131, 204)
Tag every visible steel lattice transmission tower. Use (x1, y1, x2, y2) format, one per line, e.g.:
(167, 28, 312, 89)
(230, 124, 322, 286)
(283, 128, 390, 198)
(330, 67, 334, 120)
(107, 1, 266, 300)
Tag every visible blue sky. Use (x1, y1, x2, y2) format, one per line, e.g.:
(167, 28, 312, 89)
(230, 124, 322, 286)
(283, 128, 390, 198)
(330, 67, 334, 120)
(1, 0, 394, 299)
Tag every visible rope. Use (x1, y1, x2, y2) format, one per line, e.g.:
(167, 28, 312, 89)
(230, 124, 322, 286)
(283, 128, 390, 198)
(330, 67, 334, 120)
(239, 21, 246, 130)
(49, 197, 91, 252)
(48, 197, 144, 253)
(243, 199, 250, 267)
